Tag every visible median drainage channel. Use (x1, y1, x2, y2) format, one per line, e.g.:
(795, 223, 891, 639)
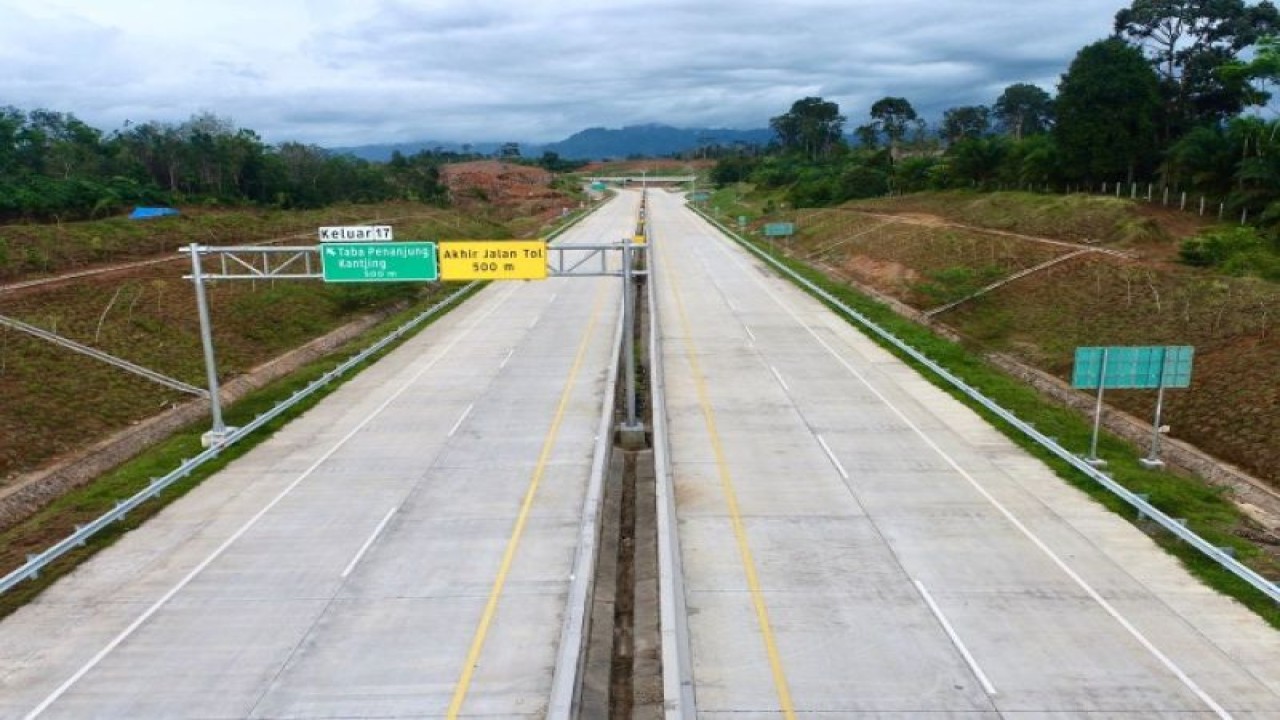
(578, 268, 664, 718)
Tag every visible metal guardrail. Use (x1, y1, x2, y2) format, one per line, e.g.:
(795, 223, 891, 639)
(0, 282, 478, 595)
(0, 201, 608, 598)
(547, 302, 625, 718)
(693, 207, 1280, 604)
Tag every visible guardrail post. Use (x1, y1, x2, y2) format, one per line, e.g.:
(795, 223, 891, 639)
(620, 234, 646, 449)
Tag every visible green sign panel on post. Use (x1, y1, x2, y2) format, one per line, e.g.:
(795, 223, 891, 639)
(1071, 345, 1195, 468)
(1072, 345, 1194, 389)
(764, 222, 795, 237)
(321, 242, 438, 282)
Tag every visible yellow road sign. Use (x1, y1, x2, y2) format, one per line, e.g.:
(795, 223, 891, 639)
(438, 240, 548, 280)
(633, 235, 646, 245)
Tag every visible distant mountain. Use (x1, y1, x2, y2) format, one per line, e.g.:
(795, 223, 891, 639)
(328, 141, 508, 162)
(328, 124, 774, 162)
(542, 124, 773, 160)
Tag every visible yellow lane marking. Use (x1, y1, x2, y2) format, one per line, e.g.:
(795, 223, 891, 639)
(658, 229, 797, 718)
(446, 282, 609, 718)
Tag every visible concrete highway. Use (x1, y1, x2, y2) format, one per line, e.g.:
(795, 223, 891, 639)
(0, 195, 633, 718)
(4, 187, 1280, 719)
(647, 188, 1280, 718)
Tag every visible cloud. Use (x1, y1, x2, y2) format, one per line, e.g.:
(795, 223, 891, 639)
(0, 0, 1123, 145)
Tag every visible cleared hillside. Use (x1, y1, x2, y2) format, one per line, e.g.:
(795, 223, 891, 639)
(763, 191, 1278, 483)
(0, 204, 520, 483)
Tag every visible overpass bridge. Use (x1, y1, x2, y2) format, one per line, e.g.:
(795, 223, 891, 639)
(586, 174, 695, 186)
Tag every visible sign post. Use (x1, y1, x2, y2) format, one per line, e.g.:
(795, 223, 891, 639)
(1071, 345, 1194, 467)
(187, 244, 232, 446)
(617, 231, 647, 449)
(1087, 348, 1109, 466)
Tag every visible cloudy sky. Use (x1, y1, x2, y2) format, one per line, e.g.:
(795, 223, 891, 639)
(1, 0, 1125, 146)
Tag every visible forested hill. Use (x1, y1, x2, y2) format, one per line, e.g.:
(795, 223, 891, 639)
(540, 124, 773, 160)
(331, 124, 774, 162)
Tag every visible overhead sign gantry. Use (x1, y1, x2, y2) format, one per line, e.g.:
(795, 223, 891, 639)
(183, 205, 648, 446)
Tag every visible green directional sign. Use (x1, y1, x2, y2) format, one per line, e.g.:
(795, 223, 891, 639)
(321, 242, 438, 282)
(1072, 345, 1194, 389)
(764, 222, 795, 237)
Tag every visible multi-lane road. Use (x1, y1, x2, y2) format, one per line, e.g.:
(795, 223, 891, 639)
(0, 194, 633, 719)
(647, 189, 1280, 717)
(2, 189, 1280, 718)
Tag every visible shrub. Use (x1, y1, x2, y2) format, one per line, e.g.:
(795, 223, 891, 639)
(1179, 226, 1277, 280)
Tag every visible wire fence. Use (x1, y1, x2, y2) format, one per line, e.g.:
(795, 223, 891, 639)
(1016, 180, 1254, 226)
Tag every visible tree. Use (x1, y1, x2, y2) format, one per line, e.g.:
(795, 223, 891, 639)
(1161, 123, 1237, 193)
(993, 83, 1054, 140)
(1115, 0, 1280, 137)
(941, 105, 991, 144)
(1055, 39, 1162, 183)
(1000, 134, 1060, 188)
(853, 123, 880, 149)
(769, 96, 846, 160)
(946, 136, 1011, 187)
(868, 97, 918, 158)
(1223, 32, 1280, 96)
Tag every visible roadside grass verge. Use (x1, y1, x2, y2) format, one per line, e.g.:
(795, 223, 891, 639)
(720, 220, 1280, 628)
(0, 282, 483, 620)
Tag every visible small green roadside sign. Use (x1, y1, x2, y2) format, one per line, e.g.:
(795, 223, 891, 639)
(764, 222, 795, 237)
(1072, 345, 1194, 389)
(321, 242, 438, 282)
(1071, 344, 1195, 467)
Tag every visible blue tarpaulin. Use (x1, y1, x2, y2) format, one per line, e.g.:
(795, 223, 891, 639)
(128, 207, 180, 220)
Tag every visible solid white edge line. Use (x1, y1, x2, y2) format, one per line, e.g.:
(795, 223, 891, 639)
(448, 403, 474, 437)
(23, 282, 521, 720)
(341, 506, 398, 578)
(815, 434, 849, 481)
(710, 233, 1234, 720)
(915, 579, 998, 696)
